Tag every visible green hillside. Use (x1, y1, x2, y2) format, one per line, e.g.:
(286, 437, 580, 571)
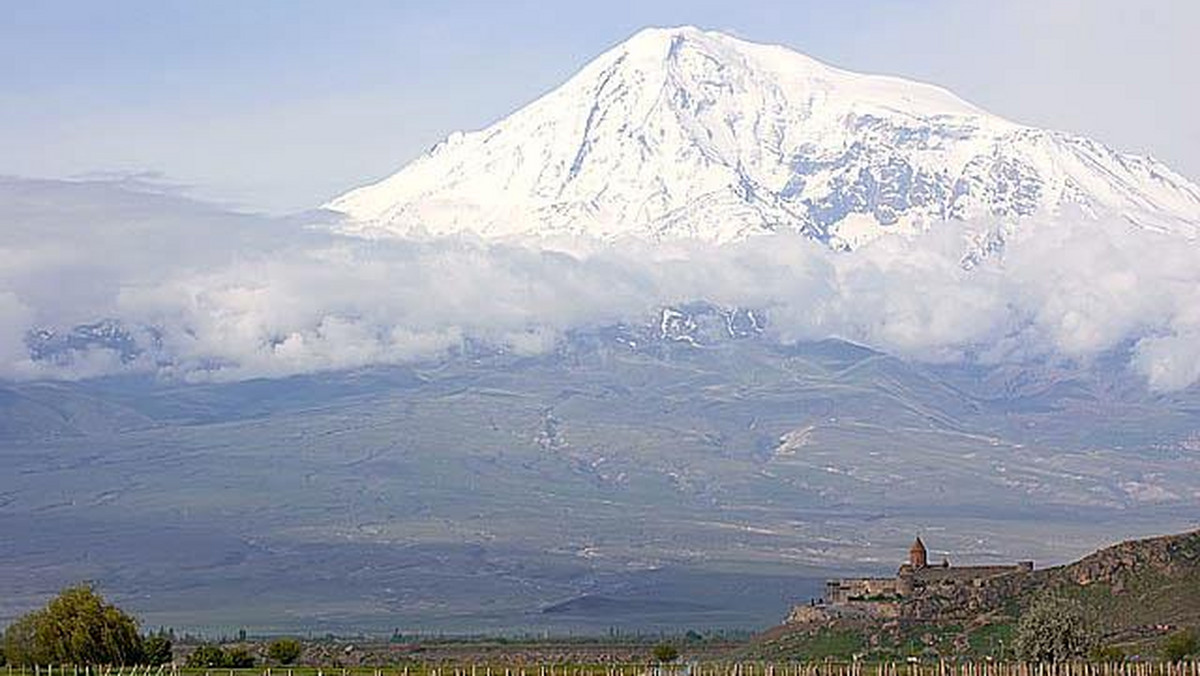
(1042, 529, 1200, 645)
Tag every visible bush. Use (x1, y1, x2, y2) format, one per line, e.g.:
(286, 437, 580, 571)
(1163, 629, 1199, 661)
(651, 643, 679, 662)
(143, 634, 173, 666)
(185, 644, 256, 668)
(267, 638, 303, 665)
(2, 585, 143, 665)
(1013, 594, 1098, 662)
(224, 646, 255, 668)
(186, 645, 229, 668)
(1091, 645, 1125, 662)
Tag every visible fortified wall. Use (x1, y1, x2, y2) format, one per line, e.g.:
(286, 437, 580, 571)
(790, 537, 1035, 623)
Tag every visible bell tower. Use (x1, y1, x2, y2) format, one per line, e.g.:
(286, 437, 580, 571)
(909, 536, 928, 569)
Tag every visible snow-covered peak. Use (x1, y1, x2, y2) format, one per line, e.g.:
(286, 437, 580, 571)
(622, 26, 993, 118)
(325, 26, 1200, 249)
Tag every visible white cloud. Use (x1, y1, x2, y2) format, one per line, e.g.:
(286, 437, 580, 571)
(0, 290, 33, 374)
(2, 177, 1199, 390)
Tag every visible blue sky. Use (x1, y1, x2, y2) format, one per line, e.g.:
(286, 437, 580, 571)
(2, 0, 1197, 212)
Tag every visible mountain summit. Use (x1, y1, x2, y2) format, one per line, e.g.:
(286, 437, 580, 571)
(326, 26, 1200, 249)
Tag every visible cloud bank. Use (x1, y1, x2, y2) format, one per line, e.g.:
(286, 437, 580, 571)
(2, 176, 1199, 390)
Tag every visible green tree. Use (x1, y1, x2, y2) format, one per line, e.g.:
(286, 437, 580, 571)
(1013, 594, 1098, 662)
(651, 643, 679, 662)
(142, 633, 173, 666)
(223, 646, 255, 668)
(1163, 629, 1199, 661)
(3, 585, 143, 665)
(185, 644, 228, 668)
(185, 644, 253, 668)
(3, 614, 39, 665)
(267, 638, 303, 665)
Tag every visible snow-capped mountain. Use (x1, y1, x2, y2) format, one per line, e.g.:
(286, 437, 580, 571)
(325, 26, 1200, 249)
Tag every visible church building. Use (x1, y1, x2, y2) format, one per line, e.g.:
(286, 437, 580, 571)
(824, 537, 1034, 605)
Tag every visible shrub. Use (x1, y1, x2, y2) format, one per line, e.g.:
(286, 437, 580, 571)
(224, 646, 255, 668)
(651, 643, 679, 662)
(2, 585, 143, 665)
(1091, 645, 1125, 662)
(184, 644, 256, 668)
(186, 644, 229, 668)
(143, 634, 173, 666)
(1013, 594, 1098, 662)
(267, 638, 303, 665)
(1163, 629, 1199, 662)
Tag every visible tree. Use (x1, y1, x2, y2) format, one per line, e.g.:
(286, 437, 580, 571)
(185, 644, 256, 669)
(3, 585, 143, 665)
(3, 614, 39, 665)
(267, 638, 303, 665)
(142, 633, 173, 666)
(1013, 594, 1098, 662)
(1163, 629, 1199, 661)
(223, 646, 255, 668)
(185, 645, 228, 668)
(651, 643, 679, 662)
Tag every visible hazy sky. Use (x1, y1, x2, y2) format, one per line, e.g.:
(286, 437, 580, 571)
(2, 0, 1197, 213)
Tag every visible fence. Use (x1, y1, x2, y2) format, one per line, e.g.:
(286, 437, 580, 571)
(6, 663, 1200, 676)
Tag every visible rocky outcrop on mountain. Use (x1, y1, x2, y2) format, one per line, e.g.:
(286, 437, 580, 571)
(1050, 530, 1200, 590)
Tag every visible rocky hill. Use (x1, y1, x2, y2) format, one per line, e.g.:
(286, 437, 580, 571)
(754, 528, 1200, 660)
(1040, 529, 1200, 640)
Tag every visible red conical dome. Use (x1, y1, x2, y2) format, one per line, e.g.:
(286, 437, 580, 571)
(909, 536, 928, 569)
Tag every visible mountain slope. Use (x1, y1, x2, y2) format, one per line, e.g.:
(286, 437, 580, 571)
(5, 330, 1200, 632)
(325, 26, 1200, 249)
